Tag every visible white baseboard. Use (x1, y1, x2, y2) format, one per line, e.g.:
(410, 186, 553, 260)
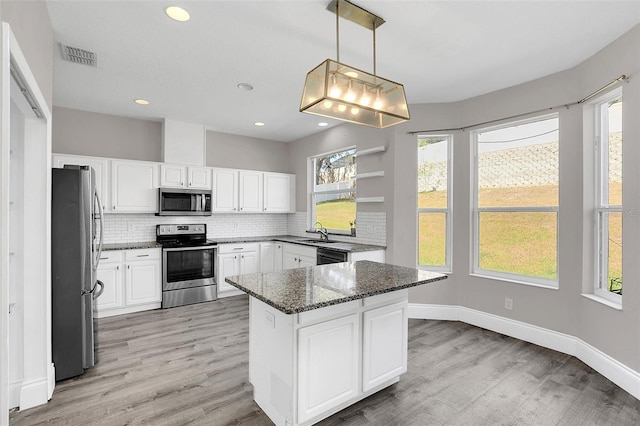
(8, 380, 22, 410)
(47, 363, 55, 399)
(409, 303, 640, 400)
(18, 377, 50, 410)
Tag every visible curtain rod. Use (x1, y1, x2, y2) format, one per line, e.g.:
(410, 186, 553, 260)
(406, 74, 629, 135)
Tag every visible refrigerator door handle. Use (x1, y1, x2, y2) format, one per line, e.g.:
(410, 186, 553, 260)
(82, 279, 104, 298)
(94, 188, 105, 270)
(93, 280, 104, 299)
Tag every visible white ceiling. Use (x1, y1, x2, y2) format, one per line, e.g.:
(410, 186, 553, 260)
(46, 1, 640, 142)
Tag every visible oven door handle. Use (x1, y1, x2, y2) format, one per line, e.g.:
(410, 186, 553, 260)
(163, 245, 217, 252)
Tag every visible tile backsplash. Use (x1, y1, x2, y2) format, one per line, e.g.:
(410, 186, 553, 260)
(102, 211, 386, 246)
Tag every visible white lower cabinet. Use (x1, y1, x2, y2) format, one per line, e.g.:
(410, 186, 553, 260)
(259, 242, 283, 273)
(249, 290, 408, 426)
(96, 251, 124, 312)
(362, 301, 408, 392)
(125, 253, 162, 306)
(283, 243, 316, 270)
(218, 243, 258, 297)
(297, 314, 360, 424)
(96, 248, 161, 318)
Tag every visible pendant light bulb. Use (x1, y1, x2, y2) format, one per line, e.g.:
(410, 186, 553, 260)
(360, 85, 371, 106)
(345, 80, 356, 102)
(338, 104, 347, 112)
(329, 74, 341, 98)
(373, 88, 383, 110)
(350, 107, 359, 115)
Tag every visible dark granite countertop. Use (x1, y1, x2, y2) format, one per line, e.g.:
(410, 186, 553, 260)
(102, 235, 385, 253)
(102, 242, 162, 251)
(215, 235, 385, 253)
(225, 260, 448, 314)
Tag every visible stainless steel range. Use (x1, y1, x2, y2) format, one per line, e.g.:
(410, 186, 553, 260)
(157, 224, 217, 308)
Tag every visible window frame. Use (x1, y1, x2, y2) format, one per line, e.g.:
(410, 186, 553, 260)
(416, 134, 453, 273)
(471, 113, 559, 288)
(593, 89, 623, 304)
(308, 146, 357, 235)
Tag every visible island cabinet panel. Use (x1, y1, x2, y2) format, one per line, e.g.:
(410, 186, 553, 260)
(297, 314, 360, 424)
(247, 289, 409, 426)
(362, 301, 408, 392)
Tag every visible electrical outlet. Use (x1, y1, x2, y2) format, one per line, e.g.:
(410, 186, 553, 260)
(504, 297, 513, 310)
(264, 311, 275, 328)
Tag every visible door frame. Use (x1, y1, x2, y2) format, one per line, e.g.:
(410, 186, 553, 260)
(1, 21, 52, 425)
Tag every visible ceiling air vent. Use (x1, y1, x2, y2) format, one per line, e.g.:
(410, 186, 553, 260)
(60, 44, 97, 67)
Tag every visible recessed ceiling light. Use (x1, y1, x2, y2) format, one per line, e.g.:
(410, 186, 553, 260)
(345, 71, 358, 78)
(237, 83, 254, 91)
(318, 122, 329, 127)
(254, 122, 265, 127)
(165, 6, 190, 22)
(134, 99, 150, 105)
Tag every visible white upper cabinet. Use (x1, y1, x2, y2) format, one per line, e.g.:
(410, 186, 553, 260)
(211, 168, 239, 212)
(52, 154, 110, 212)
(160, 164, 186, 188)
(188, 167, 211, 189)
(160, 164, 212, 189)
(111, 160, 159, 213)
(263, 172, 294, 213)
(239, 170, 263, 213)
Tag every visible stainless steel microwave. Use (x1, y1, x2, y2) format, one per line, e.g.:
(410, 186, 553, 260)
(157, 188, 212, 216)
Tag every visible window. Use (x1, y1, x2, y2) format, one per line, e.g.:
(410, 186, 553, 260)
(417, 135, 452, 271)
(595, 92, 622, 302)
(311, 147, 356, 233)
(473, 115, 559, 286)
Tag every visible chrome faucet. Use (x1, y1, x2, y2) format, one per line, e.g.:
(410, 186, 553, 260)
(315, 222, 329, 241)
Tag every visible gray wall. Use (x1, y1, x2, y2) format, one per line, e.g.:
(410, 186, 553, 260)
(388, 24, 639, 371)
(52, 108, 292, 172)
(287, 123, 395, 241)
(287, 24, 640, 372)
(206, 130, 290, 172)
(53, 107, 162, 161)
(1, 1, 53, 110)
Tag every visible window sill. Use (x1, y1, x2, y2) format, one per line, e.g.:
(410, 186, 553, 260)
(470, 272, 559, 290)
(581, 293, 622, 310)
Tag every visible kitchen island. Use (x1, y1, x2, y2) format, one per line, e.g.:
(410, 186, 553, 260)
(226, 260, 447, 426)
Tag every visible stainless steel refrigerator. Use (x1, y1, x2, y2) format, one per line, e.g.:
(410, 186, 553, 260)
(51, 165, 104, 381)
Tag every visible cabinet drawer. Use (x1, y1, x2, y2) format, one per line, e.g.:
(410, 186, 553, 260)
(218, 243, 259, 254)
(98, 251, 124, 263)
(298, 300, 360, 326)
(125, 248, 160, 261)
(362, 289, 407, 308)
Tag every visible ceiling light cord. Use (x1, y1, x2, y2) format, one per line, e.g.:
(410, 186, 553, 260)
(336, 0, 340, 63)
(373, 25, 376, 76)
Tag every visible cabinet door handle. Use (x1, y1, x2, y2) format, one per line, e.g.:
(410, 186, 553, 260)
(264, 208, 267, 211)
(137, 254, 149, 257)
(116, 265, 120, 270)
(113, 205, 116, 210)
(189, 181, 192, 187)
(241, 255, 244, 259)
(127, 265, 130, 270)
(233, 247, 243, 251)
(100, 256, 109, 260)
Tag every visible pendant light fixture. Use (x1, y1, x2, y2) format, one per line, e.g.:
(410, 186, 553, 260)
(300, 0, 410, 128)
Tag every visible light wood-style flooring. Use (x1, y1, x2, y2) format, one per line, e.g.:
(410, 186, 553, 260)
(11, 295, 640, 425)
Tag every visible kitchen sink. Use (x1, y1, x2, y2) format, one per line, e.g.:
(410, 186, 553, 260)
(295, 239, 338, 244)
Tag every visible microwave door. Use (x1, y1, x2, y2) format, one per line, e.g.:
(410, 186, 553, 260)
(190, 194, 197, 212)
